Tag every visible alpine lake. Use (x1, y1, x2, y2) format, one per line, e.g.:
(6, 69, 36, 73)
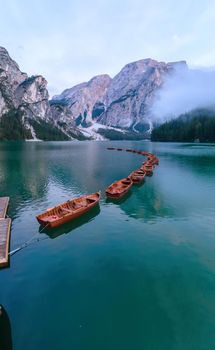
(0, 141, 215, 350)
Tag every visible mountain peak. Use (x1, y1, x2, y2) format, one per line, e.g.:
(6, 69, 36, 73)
(87, 74, 111, 86)
(51, 57, 188, 133)
(0, 46, 9, 54)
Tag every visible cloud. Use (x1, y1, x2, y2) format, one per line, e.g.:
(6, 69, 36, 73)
(171, 34, 196, 50)
(1, 0, 215, 95)
(151, 65, 215, 123)
(192, 50, 215, 67)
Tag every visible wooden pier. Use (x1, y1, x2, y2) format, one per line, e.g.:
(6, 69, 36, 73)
(0, 197, 9, 219)
(0, 197, 11, 268)
(0, 219, 11, 267)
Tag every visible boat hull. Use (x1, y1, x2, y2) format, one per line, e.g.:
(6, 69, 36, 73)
(37, 192, 101, 228)
(130, 173, 145, 184)
(105, 187, 131, 199)
(142, 168, 153, 176)
(105, 178, 133, 199)
(129, 169, 146, 184)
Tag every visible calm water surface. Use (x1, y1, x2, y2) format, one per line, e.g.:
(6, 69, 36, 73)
(0, 141, 215, 350)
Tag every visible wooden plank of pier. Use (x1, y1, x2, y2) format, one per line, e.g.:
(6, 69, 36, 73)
(0, 197, 9, 219)
(0, 218, 11, 268)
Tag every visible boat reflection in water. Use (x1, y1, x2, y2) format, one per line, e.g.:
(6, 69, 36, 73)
(0, 305, 13, 350)
(40, 205, 101, 239)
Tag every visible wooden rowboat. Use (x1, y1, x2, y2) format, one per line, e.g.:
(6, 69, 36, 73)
(129, 169, 146, 184)
(36, 192, 101, 228)
(141, 163, 153, 176)
(141, 167, 153, 176)
(106, 177, 133, 199)
(149, 160, 157, 166)
(147, 154, 159, 165)
(151, 157, 159, 165)
(143, 160, 154, 167)
(146, 161, 155, 168)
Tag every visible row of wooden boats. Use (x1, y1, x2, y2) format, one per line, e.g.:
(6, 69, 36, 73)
(36, 148, 159, 229)
(107, 147, 159, 165)
(105, 148, 159, 198)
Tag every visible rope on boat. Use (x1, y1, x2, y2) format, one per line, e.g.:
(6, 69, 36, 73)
(9, 224, 49, 257)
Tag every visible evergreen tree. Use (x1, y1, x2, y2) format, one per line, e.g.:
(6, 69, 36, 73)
(151, 109, 215, 142)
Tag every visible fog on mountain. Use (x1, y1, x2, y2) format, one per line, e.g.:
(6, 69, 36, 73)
(151, 66, 215, 123)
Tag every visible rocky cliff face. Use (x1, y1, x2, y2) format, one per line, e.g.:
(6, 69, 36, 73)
(0, 46, 188, 140)
(15, 75, 50, 120)
(52, 74, 111, 127)
(0, 47, 69, 140)
(0, 47, 50, 119)
(0, 47, 27, 115)
(51, 58, 187, 136)
(99, 59, 187, 131)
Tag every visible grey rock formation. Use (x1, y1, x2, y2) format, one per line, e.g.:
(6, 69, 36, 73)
(0, 46, 50, 120)
(0, 46, 70, 140)
(52, 74, 111, 127)
(99, 59, 187, 131)
(52, 58, 187, 136)
(15, 75, 51, 120)
(0, 46, 189, 140)
(0, 47, 27, 114)
(0, 47, 27, 88)
(49, 100, 88, 140)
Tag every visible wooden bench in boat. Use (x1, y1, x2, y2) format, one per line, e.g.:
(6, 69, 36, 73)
(37, 192, 101, 228)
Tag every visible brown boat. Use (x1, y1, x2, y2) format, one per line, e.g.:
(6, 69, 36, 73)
(148, 157, 159, 166)
(141, 163, 153, 176)
(106, 177, 133, 199)
(107, 147, 116, 150)
(141, 151, 149, 156)
(151, 156, 159, 165)
(143, 160, 154, 168)
(36, 192, 101, 228)
(116, 148, 123, 151)
(147, 161, 155, 168)
(142, 168, 153, 176)
(147, 153, 159, 165)
(129, 169, 146, 184)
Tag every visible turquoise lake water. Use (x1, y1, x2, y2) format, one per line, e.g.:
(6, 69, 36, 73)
(0, 141, 215, 349)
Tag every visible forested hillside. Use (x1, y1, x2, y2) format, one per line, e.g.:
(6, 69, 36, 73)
(151, 109, 215, 142)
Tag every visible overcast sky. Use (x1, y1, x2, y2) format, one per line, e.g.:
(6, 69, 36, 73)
(1, 0, 215, 96)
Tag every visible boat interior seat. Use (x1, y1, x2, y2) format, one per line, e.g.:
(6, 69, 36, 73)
(55, 207, 69, 217)
(72, 201, 87, 209)
(86, 198, 95, 203)
(61, 207, 72, 213)
(66, 203, 74, 210)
